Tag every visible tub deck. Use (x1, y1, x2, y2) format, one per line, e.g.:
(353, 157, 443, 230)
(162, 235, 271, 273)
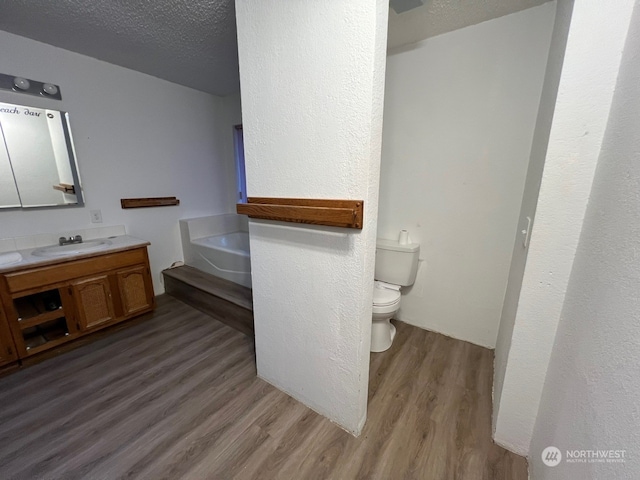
(163, 265, 254, 337)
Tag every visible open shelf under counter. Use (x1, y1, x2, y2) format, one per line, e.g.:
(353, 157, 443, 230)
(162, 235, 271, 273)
(13, 289, 66, 329)
(22, 316, 74, 355)
(18, 307, 65, 330)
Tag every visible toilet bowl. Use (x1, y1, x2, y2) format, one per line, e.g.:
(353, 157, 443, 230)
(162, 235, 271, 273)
(371, 282, 401, 352)
(371, 238, 420, 353)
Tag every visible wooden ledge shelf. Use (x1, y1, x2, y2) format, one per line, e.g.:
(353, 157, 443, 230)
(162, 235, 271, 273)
(237, 197, 364, 229)
(121, 197, 180, 209)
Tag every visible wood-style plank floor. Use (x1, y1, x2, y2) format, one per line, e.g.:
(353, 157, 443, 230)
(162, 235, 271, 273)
(0, 295, 527, 479)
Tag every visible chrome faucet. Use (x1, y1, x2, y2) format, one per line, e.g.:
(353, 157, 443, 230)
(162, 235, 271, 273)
(59, 235, 83, 246)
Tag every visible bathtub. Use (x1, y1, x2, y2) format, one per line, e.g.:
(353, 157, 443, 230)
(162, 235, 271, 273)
(179, 214, 252, 288)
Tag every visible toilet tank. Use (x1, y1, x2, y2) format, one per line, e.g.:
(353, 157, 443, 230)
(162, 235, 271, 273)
(375, 239, 420, 286)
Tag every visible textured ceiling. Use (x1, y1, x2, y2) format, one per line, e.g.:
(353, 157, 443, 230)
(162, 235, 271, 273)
(0, 0, 239, 96)
(0, 0, 552, 96)
(388, 0, 552, 50)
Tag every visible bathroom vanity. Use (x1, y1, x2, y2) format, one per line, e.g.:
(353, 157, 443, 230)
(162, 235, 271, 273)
(0, 237, 155, 367)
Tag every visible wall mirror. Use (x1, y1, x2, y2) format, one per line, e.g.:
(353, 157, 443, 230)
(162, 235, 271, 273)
(0, 101, 83, 209)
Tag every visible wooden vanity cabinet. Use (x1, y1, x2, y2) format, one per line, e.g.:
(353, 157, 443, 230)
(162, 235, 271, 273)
(0, 305, 18, 366)
(0, 246, 155, 360)
(72, 266, 153, 332)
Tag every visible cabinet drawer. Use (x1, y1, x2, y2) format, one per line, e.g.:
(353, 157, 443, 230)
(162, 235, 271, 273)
(5, 248, 148, 294)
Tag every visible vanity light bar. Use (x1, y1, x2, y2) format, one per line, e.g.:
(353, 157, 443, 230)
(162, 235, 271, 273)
(0, 73, 62, 100)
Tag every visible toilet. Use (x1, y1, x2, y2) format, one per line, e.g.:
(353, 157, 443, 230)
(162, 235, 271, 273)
(371, 238, 420, 353)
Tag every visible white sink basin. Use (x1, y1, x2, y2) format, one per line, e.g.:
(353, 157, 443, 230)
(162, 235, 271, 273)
(0, 252, 23, 266)
(32, 240, 113, 257)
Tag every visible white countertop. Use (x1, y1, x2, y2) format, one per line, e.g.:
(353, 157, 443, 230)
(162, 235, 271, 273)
(0, 235, 150, 274)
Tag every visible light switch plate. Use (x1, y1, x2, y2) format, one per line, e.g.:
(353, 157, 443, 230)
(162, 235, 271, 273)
(522, 216, 532, 248)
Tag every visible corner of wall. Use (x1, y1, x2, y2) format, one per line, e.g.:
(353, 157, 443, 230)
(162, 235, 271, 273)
(492, 0, 635, 457)
(493, 1, 575, 433)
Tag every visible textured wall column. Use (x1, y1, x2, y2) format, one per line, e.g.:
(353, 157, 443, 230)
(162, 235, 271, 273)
(235, 0, 388, 434)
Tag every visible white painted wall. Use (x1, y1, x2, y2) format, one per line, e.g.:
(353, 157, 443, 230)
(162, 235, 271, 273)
(493, 0, 573, 436)
(378, 3, 556, 348)
(0, 31, 242, 294)
(530, 5, 640, 476)
(387, 0, 550, 50)
(235, 0, 388, 434)
(493, 0, 636, 456)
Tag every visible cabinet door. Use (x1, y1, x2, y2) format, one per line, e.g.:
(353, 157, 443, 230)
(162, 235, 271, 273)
(117, 266, 153, 316)
(72, 275, 115, 330)
(0, 305, 18, 366)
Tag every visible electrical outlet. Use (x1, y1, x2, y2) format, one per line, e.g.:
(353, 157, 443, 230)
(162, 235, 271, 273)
(90, 209, 103, 223)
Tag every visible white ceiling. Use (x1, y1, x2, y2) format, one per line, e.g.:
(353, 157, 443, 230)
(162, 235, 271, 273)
(0, 0, 240, 96)
(0, 0, 552, 96)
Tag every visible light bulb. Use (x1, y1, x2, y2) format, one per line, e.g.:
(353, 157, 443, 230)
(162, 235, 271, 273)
(42, 83, 59, 96)
(13, 77, 30, 91)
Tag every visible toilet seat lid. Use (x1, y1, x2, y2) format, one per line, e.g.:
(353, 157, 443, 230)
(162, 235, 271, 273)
(373, 283, 401, 306)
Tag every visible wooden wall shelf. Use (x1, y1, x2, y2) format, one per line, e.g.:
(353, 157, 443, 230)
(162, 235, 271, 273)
(53, 183, 76, 194)
(236, 197, 364, 229)
(121, 197, 180, 209)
